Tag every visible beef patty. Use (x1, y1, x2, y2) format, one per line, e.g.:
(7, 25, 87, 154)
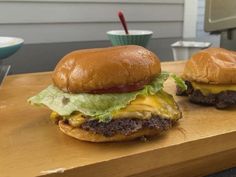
(177, 81, 236, 109)
(73, 116, 175, 137)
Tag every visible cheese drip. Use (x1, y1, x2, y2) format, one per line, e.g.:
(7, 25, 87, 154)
(191, 82, 236, 95)
(112, 91, 180, 120)
(50, 91, 181, 127)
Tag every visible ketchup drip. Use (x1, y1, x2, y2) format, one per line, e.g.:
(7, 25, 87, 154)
(88, 79, 151, 94)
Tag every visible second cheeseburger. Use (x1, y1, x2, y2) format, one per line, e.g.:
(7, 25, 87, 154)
(29, 45, 185, 142)
(177, 48, 236, 109)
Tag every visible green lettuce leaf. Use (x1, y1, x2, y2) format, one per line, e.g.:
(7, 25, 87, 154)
(170, 73, 187, 91)
(28, 72, 185, 122)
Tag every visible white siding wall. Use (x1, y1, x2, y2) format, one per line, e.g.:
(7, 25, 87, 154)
(0, 0, 184, 44)
(196, 0, 220, 46)
(197, 0, 208, 37)
(183, 0, 198, 38)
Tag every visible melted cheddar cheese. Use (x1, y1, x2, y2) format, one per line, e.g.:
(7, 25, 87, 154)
(112, 91, 181, 120)
(50, 91, 181, 127)
(191, 82, 236, 95)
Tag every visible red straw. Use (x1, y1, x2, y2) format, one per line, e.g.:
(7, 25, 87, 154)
(118, 11, 129, 35)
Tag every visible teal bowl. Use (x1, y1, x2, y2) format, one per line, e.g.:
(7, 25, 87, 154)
(107, 30, 153, 48)
(0, 37, 24, 60)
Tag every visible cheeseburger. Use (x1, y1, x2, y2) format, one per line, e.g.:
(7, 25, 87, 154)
(29, 45, 185, 142)
(177, 47, 236, 109)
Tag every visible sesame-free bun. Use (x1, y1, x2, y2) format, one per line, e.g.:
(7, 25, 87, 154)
(182, 48, 236, 84)
(52, 45, 160, 93)
(58, 121, 164, 142)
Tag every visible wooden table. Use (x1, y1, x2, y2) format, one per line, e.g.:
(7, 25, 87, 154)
(1, 61, 236, 177)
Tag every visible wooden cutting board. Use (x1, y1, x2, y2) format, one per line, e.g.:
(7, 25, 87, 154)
(1, 61, 236, 177)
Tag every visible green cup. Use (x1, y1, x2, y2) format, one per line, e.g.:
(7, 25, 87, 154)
(107, 30, 153, 48)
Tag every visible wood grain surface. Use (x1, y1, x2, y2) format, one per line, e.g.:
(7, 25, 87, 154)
(1, 61, 236, 177)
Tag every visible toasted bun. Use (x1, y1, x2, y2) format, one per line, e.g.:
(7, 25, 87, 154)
(52, 45, 160, 93)
(182, 48, 236, 84)
(58, 121, 163, 142)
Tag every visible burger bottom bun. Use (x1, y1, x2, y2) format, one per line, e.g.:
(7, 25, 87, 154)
(58, 121, 164, 142)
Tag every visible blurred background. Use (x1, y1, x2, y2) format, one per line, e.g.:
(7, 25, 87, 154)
(0, 0, 224, 74)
